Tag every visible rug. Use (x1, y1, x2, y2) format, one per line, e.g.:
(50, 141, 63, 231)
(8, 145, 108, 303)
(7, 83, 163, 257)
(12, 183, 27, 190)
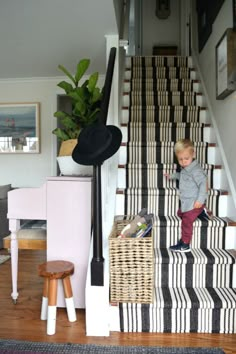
(0, 340, 225, 354)
(0, 255, 10, 265)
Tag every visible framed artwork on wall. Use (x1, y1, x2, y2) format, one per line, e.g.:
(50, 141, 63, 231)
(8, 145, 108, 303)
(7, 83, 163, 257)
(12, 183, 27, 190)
(197, 0, 225, 52)
(233, 0, 236, 29)
(0, 102, 40, 153)
(216, 28, 236, 100)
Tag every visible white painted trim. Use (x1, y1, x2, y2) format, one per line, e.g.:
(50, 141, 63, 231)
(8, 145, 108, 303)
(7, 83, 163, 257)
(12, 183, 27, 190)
(0, 76, 65, 84)
(225, 226, 236, 249)
(0, 74, 106, 84)
(85, 238, 110, 337)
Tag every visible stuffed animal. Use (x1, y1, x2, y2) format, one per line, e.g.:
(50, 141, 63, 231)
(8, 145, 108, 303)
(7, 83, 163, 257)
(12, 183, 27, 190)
(118, 208, 154, 238)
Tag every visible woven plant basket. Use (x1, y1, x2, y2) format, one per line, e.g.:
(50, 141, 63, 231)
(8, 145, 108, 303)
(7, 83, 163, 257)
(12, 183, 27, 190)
(59, 139, 77, 157)
(109, 219, 154, 304)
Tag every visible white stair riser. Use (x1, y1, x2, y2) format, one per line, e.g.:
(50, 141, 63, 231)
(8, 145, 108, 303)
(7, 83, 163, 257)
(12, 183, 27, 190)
(225, 226, 236, 250)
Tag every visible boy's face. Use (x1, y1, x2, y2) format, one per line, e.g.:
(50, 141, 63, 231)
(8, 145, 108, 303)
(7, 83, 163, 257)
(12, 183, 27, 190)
(176, 147, 194, 168)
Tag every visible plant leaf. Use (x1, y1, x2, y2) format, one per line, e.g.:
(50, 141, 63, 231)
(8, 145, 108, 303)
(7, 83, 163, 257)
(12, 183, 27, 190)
(75, 59, 90, 84)
(88, 72, 99, 92)
(57, 81, 74, 94)
(52, 128, 71, 141)
(91, 87, 102, 103)
(54, 111, 73, 120)
(74, 100, 86, 116)
(58, 65, 76, 86)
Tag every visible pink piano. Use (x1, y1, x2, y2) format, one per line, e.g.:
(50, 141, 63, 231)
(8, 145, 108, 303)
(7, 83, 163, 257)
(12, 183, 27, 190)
(7, 176, 92, 308)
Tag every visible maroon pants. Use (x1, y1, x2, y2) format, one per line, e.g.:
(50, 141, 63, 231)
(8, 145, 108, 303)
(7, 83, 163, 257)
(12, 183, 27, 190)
(177, 206, 204, 244)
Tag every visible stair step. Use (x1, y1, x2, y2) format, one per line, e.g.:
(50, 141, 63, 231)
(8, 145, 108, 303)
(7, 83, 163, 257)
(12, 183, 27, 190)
(122, 92, 205, 107)
(125, 56, 194, 69)
(121, 122, 211, 127)
(123, 141, 214, 165)
(116, 187, 228, 195)
(154, 248, 236, 288)
(119, 144, 220, 167)
(119, 287, 236, 333)
(123, 102, 207, 123)
(116, 187, 227, 217)
(120, 122, 214, 143)
(122, 106, 207, 112)
(113, 215, 236, 250)
(115, 192, 229, 218)
(155, 286, 236, 309)
(124, 78, 200, 83)
(121, 105, 209, 125)
(118, 162, 219, 167)
(123, 79, 201, 94)
(117, 162, 221, 190)
(155, 248, 236, 265)
(124, 68, 198, 81)
(119, 307, 236, 334)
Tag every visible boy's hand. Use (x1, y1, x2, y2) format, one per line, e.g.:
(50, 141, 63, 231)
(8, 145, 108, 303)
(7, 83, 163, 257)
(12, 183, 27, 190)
(194, 201, 203, 209)
(164, 173, 170, 179)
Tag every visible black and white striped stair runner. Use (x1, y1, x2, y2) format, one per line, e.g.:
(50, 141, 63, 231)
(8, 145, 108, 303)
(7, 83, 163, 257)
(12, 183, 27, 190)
(117, 55, 236, 333)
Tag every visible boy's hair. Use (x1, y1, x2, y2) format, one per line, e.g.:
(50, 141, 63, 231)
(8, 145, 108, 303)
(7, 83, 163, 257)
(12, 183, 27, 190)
(174, 139, 194, 154)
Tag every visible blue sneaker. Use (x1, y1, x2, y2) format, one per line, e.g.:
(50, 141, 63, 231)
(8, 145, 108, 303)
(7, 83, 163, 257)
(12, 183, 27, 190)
(169, 239, 191, 253)
(198, 208, 213, 221)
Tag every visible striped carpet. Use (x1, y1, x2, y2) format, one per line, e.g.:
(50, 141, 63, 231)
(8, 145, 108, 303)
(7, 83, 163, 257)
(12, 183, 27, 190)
(117, 56, 236, 333)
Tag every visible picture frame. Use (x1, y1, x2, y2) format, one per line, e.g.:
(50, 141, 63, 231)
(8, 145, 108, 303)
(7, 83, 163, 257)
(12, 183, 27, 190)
(233, 0, 236, 29)
(216, 28, 236, 100)
(0, 102, 40, 153)
(197, 0, 225, 52)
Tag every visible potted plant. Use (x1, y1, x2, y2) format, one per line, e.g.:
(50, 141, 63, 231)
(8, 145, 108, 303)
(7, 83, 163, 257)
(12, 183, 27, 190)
(53, 58, 103, 175)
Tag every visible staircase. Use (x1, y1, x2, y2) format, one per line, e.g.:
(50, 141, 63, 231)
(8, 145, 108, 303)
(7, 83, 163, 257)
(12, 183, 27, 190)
(113, 55, 236, 333)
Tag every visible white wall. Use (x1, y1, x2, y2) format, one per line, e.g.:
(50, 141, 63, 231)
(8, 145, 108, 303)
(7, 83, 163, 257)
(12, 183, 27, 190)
(142, 0, 180, 55)
(0, 0, 117, 79)
(113, 0, 125, 36)
(191, 0, 236, 211)
(0, 75, 104, 188)
(0, 0, 117, 188)
(0, 78, 57, 187)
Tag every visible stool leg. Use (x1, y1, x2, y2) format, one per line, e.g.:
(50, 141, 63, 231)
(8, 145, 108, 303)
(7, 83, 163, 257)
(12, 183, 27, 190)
(47, 278, 57, 335)
(41, 278, 49, 320)
(63, 276, 77, 322)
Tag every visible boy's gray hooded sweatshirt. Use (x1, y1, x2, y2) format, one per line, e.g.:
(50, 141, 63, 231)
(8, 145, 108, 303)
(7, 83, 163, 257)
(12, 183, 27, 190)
(171, 159, 207, 212)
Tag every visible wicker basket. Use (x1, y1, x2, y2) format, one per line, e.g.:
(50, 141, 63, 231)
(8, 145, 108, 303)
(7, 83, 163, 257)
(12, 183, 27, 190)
(109, 219, 154, 303)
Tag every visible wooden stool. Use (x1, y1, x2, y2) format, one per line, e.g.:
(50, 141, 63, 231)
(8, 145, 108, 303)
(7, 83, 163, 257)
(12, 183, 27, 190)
(38, 260, 77, 335)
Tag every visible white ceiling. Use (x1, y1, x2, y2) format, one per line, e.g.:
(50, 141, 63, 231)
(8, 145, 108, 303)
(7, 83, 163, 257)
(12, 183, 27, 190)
(0, 0, 118, 79)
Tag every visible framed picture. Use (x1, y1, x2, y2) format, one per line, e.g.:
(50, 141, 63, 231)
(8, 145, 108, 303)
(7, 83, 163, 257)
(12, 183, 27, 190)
(233, 0, 236, 29)
(216, 28, 236, 100)
(197, 0, 225, 52)
(0, 102, 40, 153)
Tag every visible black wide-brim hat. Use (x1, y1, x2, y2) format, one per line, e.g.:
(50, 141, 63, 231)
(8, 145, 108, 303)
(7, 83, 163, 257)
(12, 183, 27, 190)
(72, 121, 122, 166)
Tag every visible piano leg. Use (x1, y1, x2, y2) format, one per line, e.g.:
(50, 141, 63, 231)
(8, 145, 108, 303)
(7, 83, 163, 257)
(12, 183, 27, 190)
(9, 219, 20, 303)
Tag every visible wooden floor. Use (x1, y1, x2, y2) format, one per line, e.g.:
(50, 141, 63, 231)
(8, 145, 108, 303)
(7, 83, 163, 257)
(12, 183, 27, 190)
(0, 249, 235, 354)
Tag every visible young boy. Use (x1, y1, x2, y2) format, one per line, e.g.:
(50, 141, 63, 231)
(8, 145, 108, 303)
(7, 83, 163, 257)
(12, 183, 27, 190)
(165, 139, 209, 253)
